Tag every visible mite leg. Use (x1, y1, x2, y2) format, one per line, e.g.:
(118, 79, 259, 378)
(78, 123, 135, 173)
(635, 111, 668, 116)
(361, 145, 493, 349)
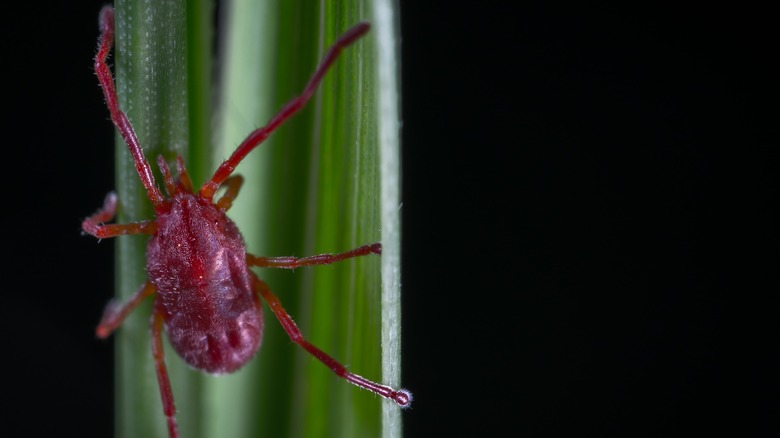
(199, 22, 371, 200)
(251, 272, 412, 408)
(215, 175, 245, 211)
(95, 6, 165, 209)
(151, 300, 179, 438)
(82, 192, 157, 238)
(96, 281, 157, 338)
(247, 243, 381, 269)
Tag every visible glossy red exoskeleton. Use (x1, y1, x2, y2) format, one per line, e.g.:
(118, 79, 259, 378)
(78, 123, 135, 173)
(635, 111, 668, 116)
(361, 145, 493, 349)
(83, 6, 411, 438)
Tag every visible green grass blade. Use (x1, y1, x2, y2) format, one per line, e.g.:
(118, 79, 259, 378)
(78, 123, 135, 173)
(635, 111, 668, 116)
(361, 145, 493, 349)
(112, 0, 401, 437)
(372, 1, 404, 437)
(113, 0, 211, 437)
(215, 1, 403, 437)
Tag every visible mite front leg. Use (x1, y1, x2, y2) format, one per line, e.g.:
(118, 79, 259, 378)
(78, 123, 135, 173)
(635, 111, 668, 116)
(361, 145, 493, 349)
(151, 300, 179, 438)
(251, 272, 412, 408)
(95, 6, 166, 209)
(247, 243, 381, 269)
(198, 22, 371, 200)
(82, 192, 157, 238)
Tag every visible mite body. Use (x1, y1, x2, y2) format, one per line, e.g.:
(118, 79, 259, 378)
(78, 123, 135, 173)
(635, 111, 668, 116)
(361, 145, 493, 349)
(148, 193, 262, 374)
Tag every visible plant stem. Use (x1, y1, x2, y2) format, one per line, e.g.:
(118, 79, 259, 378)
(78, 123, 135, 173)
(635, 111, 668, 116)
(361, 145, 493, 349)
(112, 0, 402, 436)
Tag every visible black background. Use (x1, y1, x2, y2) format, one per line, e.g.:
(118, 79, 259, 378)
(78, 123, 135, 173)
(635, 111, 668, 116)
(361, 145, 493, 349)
(1, 1, 777, 437)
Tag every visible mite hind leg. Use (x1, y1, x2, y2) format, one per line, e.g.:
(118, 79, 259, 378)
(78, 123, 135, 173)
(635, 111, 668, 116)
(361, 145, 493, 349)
(151, 299, 180, 438)
(96, 281, 157, 338)
(251, 272, 412, 407)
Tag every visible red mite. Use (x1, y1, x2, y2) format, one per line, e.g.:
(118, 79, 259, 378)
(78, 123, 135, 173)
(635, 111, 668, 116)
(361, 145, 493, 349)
(83, 6, 411, 438)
